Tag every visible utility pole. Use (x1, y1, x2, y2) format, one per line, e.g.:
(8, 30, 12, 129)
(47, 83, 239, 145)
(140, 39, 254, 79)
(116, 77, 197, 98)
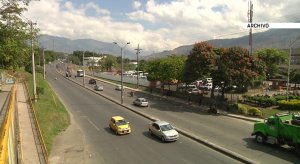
(82, 51, 85, 86)
(248, 0, 253, 55)
(93, 52, 95, 76)
(29, 20, 37, 102)
(114, 42, 130, 104)
(135, 44, 142, 89)
(42, 47, 45, 80)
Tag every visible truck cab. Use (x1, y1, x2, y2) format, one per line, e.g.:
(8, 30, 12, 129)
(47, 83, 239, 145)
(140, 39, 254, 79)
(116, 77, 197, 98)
(252, 112, 300, 154)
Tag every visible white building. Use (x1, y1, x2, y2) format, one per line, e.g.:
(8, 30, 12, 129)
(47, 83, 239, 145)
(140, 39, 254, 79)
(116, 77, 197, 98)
(83, 56, 106, 67)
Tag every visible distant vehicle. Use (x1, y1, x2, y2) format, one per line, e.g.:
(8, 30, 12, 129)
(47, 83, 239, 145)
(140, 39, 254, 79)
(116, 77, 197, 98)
(178, 83, 197, 89)
(115, 85, 124, 91)
(133, 98, 149, 107)
(89, 78, 96, 84)
(77, 69, 84, 77)
(187, 88, 200, 94)
(200, 83, 212, 90)
(66, 71, 72, 77)
(109, 116, 131, 135)
(148, 120, 179, 142)
(94, 84, 103, 91)
(214, 85, 221, 92)
(205, 78, 213, 83)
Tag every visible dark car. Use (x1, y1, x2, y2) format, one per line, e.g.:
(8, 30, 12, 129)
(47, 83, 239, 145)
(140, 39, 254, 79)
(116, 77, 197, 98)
(89, 78, 96, 84)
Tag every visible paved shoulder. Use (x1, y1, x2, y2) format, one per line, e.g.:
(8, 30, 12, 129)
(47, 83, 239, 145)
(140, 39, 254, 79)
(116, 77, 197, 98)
(49, 112, 85, 164)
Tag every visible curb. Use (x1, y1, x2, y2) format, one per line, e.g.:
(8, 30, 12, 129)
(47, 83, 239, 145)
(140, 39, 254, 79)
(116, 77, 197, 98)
(58, 71, 258, 164)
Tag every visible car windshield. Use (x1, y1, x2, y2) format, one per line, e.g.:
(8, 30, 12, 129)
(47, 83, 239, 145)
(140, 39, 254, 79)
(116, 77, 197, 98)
(160, 124, 174, 131)
(139, 98, 147, 102)
(116, 120, 128, 126)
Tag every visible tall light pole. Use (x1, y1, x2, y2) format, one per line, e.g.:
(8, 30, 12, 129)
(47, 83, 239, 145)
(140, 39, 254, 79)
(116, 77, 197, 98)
(286, 36, 300, 101)
(114, 42, 130, 104)
(29, 20, 37, 102)
(135, 44, 142, 89)
(82, 51, 85, 86)
(42, 47, 45, 80)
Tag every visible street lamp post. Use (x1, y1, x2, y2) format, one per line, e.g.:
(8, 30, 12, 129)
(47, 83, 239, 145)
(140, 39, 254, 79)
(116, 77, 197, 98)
(42, 47, 45, 80)
(114, 42, 130, 104)
(286, 36, 300, 101)
(135, 44, 142, 89)
(82, 51, 85, 86)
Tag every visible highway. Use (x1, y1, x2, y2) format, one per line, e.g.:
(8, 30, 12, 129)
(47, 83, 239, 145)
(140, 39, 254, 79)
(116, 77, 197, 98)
(60, 66, 300, 163)
(46, 65, 241, 164)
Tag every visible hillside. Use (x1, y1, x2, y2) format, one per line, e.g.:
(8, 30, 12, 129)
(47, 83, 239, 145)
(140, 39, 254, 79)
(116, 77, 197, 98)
(38, 29, 300, 60)
(143, 29, 300, 59)
(38, 35, 137, 59)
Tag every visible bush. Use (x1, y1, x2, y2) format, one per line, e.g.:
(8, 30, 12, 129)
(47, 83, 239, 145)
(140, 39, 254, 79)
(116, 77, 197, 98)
(277, 99, 300, 110)
(238, 104, 248, 114)
(248, 107, 262, 116)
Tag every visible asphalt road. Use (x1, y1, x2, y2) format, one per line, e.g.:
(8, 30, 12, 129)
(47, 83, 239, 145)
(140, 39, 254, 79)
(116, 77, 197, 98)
(47, 65, 241, 164)
(57, 66, 300, 163)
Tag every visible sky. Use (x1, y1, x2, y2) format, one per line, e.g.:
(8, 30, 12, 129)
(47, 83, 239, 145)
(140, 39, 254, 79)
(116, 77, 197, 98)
(22, 0, 300, 53)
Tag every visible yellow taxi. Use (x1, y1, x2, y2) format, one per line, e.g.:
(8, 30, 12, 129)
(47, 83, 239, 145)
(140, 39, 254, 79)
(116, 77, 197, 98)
(109, 116, 131, 135)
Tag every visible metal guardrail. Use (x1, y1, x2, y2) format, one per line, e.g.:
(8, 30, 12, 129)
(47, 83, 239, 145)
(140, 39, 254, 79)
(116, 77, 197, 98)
(24, 82, 48, 164)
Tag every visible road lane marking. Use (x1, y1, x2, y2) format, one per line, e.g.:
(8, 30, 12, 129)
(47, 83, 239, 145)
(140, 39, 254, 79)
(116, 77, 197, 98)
(87, 118, 100, 131)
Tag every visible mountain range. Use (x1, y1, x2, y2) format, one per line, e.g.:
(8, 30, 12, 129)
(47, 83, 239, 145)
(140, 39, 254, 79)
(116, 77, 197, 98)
(38, 29, 300, 60)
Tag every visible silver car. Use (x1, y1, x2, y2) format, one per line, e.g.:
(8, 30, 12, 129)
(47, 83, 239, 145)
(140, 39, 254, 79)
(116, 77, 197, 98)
(148, 120, 179, 142)
(94, 84, 103, 91)
(133, 98, 149, 107)
(115, 85, 124, 91)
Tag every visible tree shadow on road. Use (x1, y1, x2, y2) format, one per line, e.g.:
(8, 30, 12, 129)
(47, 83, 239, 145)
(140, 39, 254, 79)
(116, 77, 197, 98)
(242, 137, 300, 162)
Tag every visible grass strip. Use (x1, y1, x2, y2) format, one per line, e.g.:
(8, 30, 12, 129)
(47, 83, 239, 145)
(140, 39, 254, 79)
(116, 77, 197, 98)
(24, 70, 70, 153)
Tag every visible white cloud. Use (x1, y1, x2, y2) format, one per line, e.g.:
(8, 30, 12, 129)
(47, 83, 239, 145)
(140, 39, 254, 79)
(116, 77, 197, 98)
(23, 0, 300, 52)
(133, 1, 142, 10)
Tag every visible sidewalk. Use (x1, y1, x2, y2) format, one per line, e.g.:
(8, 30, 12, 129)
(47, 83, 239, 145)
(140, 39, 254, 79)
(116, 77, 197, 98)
(16, 83, 40, 163)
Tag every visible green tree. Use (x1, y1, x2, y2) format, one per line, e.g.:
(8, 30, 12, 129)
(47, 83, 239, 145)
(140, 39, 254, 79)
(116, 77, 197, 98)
(0, 0, 38, 69)
(98, 55, 117, 71)
(138, 60, 147, 72)
(255, 48, 288, 80)
(145, 59, 161, 82)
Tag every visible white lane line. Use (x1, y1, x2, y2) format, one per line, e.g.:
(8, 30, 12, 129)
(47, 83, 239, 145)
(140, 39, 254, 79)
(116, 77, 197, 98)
(87, 118, 100, 131)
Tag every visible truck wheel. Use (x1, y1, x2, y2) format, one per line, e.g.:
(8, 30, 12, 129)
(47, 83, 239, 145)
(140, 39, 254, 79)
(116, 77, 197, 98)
(255, 133, 265, 144)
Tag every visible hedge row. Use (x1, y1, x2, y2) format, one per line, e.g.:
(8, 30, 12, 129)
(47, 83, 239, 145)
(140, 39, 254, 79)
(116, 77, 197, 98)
(242, 94, 300, 107)
(229, 103, 262, 116)
(277, 99, 300, 110)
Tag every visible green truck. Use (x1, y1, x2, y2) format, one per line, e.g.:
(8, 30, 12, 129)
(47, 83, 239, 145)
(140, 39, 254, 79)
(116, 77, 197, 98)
(252, 112, 300, 154)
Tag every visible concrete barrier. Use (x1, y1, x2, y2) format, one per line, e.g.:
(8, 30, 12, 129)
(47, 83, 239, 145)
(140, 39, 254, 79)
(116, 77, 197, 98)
(0, 85, 18, 163)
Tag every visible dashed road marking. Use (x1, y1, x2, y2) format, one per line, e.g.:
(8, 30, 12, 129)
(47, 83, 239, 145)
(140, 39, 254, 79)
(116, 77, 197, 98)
(87, 118, 100, 131)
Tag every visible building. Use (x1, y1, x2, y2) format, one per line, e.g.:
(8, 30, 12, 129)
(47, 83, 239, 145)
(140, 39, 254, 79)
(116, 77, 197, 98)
(291, 53, 300, 65)
(83, 56, 106, 67)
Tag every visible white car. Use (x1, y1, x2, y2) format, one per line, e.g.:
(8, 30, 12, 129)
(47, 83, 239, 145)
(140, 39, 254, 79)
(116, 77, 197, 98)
(115, 85, 124, 91)
(133, 98, 149, 107)
(94, 84, 103, 91)
(187, 88, 200, 94)
(148, 120, 179, 142)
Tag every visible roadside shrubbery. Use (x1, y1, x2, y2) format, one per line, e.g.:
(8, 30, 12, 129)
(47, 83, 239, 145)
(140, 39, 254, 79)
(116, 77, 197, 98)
(229, 103, 262, 116)
(242, 94, 300, 108)
(277, 99, 300, 111)
(242, 95, 276, 107)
